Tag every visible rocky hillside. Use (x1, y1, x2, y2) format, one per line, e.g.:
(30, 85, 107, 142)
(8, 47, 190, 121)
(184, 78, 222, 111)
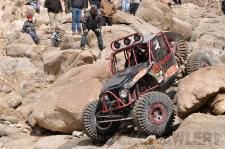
(0, 0, 225, 148)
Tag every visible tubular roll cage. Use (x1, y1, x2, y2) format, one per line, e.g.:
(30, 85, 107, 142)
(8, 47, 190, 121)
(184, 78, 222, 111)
(101, 32, 173, 113)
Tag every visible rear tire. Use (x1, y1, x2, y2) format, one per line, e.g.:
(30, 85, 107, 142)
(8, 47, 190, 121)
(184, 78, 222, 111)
(164, 32, 190, 65)
(185, 52, 212, 75)
(175, 40, 190, 66)
(82, 101, 118, 143)
(133, 92, 175, 137)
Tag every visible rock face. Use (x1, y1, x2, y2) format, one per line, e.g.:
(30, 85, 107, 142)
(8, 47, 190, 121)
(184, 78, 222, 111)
(171, 18, 193, 40)
(113, 10, 160, 34)
(165, 113, 225, 149)
(42, 49, 95, 76)
(5, 44, 35, 58)
(33, 60, 110, 133)
(194, 16, 225, 50)
(172, 3, 205, 28)
(136, 0, 173, 30)
(176, 66, 225, 118)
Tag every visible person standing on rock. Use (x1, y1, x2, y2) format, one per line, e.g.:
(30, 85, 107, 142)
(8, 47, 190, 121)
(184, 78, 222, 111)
(100, 0, 117, 26)
(80, 5, 104, 52)
(122, 0, 130, 13)
(68, 0, 85, 35)
(44, 0, 64, 32)
(130, 0, 140, 15)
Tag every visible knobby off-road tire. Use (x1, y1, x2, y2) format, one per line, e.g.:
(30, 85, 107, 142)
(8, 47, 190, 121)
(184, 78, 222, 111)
(133, 91, 175, 137)
(82, 100, 118, 143)
(164, 32, 190, 65)
(175, 40, 190, 65)
(185, 52, 212, 75)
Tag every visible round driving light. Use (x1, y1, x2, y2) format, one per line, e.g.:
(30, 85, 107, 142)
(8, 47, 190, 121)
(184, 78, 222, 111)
(124, 38, 131, 45)
(114, 41, 120, 49)
(119, 89, 128, 98)
(134, 34, 141, 41)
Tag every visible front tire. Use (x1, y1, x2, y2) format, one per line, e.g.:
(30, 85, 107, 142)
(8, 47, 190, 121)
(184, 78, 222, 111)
(133, 92, 175, 137)
(82, 100, 118, 143)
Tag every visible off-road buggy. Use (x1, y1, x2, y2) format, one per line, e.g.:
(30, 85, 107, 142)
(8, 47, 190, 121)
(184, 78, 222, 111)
(82, 32, 211, 142)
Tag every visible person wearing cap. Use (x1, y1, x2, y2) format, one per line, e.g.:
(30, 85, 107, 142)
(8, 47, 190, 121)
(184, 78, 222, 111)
(101, 0, 117, 26)
(44, 0, 63, 32)
(21, 9, 40, 45)
(80, 5, 104, 51)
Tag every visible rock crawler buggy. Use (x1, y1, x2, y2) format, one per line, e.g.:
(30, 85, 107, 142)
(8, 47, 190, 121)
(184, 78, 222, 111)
(82, 32, 211, 142)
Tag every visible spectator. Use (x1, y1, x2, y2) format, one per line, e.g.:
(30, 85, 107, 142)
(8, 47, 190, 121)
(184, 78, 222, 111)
(80, 5, 104, 51)
(222, 0, 225, 14)
(173, 0, 181, 4)
(122, 0, 130, 13)
(44, 0, 63, 32)
(21, 10, 40, 45)
(101, 0, 117, 26)
(68, 0, 85, 34)
(25, 0, 40, 13)
(130, 0, 140, 15)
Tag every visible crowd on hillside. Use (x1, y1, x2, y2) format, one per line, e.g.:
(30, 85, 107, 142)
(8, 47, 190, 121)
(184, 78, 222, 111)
(21, 0, 185, 54)
(22, 0, 142, 53)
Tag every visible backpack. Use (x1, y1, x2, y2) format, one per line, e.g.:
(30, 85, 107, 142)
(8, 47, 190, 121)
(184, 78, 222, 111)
(51, 31, 63, 47)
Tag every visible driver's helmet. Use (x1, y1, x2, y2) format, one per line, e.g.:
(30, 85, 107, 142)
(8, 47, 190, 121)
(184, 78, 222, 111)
(51, 31, 62, 47)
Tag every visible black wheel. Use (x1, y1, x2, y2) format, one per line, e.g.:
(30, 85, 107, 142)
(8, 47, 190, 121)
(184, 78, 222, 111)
(82, 100, 118, 143)
(133, 91, 175, 137)
(174, 40, 190, 66)
(185, 52, 212, 75)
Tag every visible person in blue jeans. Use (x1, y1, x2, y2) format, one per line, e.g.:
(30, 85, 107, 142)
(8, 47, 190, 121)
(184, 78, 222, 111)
(122, 0, 130, 12)
(68, 0, 85, 34)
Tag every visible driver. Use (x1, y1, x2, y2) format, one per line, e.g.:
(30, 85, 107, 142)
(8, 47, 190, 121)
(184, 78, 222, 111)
(125, 45, 148, 68)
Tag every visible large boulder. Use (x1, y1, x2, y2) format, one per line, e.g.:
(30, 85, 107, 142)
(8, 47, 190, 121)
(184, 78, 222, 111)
(171, 18, 193, 40)
(33, 60, 110, 133)
(113, 10, 160, 34)
(0, 56, 36, 93)
(5, 44, 35, 58)
(172, 3, 206, 28)
(175, 66, 225, 118)
(42, 49, 95, 76)
(193, 16, 225, 51)
(136, 0, 173, 30)
(165, 113, 225, 148)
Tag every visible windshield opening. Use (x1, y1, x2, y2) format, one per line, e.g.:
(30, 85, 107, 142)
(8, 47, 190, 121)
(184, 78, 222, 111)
(111, 43, 149, 73)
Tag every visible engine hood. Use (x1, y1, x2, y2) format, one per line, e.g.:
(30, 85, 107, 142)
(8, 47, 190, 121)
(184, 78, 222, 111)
(101, 63, 148, 93)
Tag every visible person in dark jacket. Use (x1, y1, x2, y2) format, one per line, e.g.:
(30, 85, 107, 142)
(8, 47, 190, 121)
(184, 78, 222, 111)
(68, 0, 85, 34)
(44, 0, 63, 32)
(21, 13, 40, 45)
(80, 5, 104, 51)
